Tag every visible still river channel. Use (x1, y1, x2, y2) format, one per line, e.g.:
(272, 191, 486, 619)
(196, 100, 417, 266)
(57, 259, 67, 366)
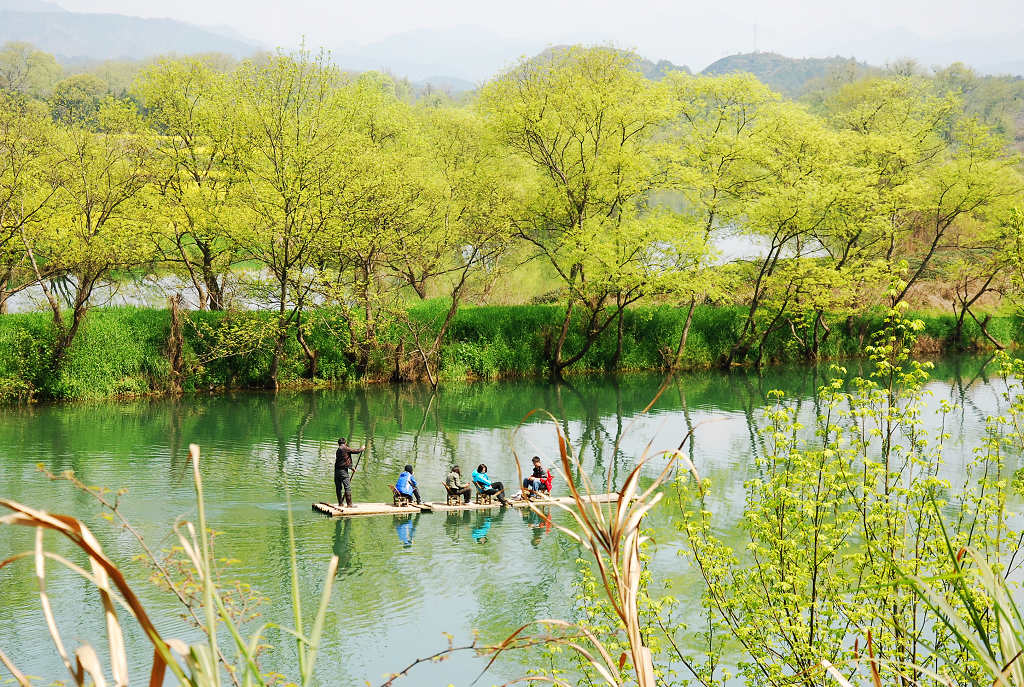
(0, 355, 1016, 685)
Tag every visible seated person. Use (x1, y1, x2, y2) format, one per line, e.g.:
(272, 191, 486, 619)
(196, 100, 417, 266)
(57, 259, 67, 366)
(395, 464, 422, 504)
(445, 465, 472, 504)
(471, 463, 509, 505)
(522, 456, 550, 496)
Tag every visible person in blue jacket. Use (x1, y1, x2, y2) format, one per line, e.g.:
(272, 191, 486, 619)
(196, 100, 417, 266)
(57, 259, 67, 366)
(395, 464, 421, 504)
(471, 464, 509, 506)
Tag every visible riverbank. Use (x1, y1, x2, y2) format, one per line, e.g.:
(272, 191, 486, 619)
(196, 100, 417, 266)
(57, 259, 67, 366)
(0, 303, 1020, 401)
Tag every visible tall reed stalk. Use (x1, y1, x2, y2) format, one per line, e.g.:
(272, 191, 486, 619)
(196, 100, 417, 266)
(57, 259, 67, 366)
(486, 409, 702, 686)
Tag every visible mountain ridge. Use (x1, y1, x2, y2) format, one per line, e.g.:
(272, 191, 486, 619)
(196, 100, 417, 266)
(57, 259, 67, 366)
(0, 4, 259, 61)
(701, 52, 874, 96)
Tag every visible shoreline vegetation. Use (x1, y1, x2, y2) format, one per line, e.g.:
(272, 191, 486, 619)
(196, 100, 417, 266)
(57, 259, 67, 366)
(0, 302, 1020, 402)
(0, 44, 1022, 404)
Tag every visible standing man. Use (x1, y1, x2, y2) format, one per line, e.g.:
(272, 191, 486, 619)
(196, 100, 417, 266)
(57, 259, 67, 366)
(334, 437, 364, 508)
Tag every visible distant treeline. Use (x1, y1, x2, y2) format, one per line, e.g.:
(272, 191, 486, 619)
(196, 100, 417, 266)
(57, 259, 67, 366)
(0, 44, 1022, 396)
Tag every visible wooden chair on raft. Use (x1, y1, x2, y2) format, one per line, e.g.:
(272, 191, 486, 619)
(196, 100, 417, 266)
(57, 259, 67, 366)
(473, 481, 493, 505)
(441, 481, 461, 506)
(390, 484, 412, 507)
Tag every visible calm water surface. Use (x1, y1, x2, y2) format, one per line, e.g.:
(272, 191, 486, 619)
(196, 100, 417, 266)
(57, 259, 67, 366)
(0, 356, 1014, 685)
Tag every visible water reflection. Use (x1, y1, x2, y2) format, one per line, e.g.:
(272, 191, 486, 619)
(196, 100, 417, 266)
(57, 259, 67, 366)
(395, 514, 418, 547)
(472, 512, 493, 543)
(0, 355, 1016, 685)
(522, 508, 554, 548)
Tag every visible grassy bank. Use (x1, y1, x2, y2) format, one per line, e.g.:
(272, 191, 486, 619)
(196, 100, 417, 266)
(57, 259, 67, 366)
(0, 303, 1021, 401)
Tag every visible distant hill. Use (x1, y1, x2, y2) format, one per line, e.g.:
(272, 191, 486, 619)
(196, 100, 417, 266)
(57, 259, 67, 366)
(637, 56, 691, 80)
(530, 45, 690, 80)
(0, 4, 259, 61)
(701, 52, 871, 96)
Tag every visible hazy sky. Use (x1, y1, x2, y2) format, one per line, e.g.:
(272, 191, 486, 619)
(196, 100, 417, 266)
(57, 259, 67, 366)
(49, 0, 1024, 71)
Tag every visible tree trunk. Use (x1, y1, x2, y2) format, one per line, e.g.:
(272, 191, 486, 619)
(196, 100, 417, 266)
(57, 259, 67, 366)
(668, 298, 697, 371)
(727, 243, 781, 367)
(167, 294, 184, 393)
(271, 279, 288, 391)
(611, 299, 624, 370)
(296, 316, 318, 379)
(203, 264, 224, 311)
(552, 301, 575, 379)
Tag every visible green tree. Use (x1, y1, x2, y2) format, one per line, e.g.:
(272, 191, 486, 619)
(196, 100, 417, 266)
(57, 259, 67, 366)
(228, 49, 345, 388)
(394, 106, 521, 385)
(659, 73, 778, 367)
(0, 92, 59, 313)
(21, 99, 154, 368)
(479, 46, 699, 376)
(0, 41, 61, 97)
(135, 57, 242, 310)
(49, 74, 110, 125)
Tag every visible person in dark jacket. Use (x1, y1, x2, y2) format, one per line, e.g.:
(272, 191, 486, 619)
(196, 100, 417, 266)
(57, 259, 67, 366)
(522, 455, 548, 495)
(445, 466, 472, 504)
(334, 437, 364, 508)
(395, 464, 421, 504)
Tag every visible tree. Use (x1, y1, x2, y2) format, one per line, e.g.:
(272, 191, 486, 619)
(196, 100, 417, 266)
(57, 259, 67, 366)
(321, 72, 423, 377)
(706, 100, 873, 365)
(0, 92, 60, 313)
(659, 73, 778, 368)
(135, 57, 242, 310)
(479, 46, 698, 377)
(942, 193, 1024, 347)
(228, 49, 345, 388)
(0, 41, 61, 97)
(50, 74, 110, 125)
(394, 106, 520, 385)
(21, 99, 154, 368)
(892, 118, 1020, 304)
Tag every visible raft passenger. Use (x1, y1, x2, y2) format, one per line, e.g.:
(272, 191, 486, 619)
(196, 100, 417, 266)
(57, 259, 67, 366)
(445, 465, 472, 504)
(522, 455, 549, 496)
(395, 464, 422, 504)
(472, 464, 509, 506)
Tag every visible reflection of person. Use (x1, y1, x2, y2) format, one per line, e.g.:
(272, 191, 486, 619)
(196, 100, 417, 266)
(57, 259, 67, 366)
(332, 518, 354, 571)
(396, 515, 417, 547)
(471, 464, 509, 506)
(395, 464, 422, 504)
(445, 466, 472, 504)
(334, 437, 364, 508)
(524, 508, 552, 548)
(444, 511, 471, 543)
(472, 514, 492, 543)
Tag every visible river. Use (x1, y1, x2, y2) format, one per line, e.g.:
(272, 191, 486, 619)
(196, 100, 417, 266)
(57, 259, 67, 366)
(0, 355, 1014, 685)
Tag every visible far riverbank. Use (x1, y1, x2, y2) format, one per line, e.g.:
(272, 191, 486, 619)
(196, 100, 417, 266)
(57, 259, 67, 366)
(0, 303, 1020, 402)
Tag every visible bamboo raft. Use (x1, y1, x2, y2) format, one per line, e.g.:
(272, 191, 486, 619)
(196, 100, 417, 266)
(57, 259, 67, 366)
(312, 493, 619, 518)
(312, 502, 430, 517)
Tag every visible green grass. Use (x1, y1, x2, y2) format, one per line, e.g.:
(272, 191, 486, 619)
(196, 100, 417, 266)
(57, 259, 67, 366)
(0, 303, 1020, 401)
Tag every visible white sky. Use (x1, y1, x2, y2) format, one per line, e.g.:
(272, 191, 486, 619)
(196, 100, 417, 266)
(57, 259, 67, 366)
(49, 0, 1024, 71)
